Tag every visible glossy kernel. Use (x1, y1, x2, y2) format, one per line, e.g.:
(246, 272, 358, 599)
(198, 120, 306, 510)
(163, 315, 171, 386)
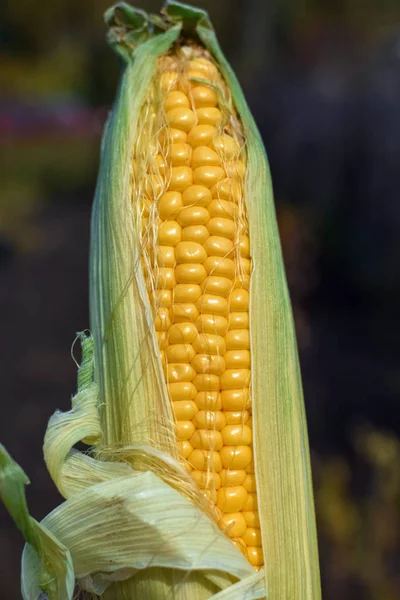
(224, 410, 250, 425)
(164, 90, 190, 112)
(168, 322, 198, 344)
(196, 294, 229, 316)
(195, 314, 228, 336)
(229, 289, 249, 311)
(221, 424, 252, 446)
(182, 225, 210, 244)
(220, 446, 252, 469)
(224, 350, 251, 369)
(204, 256, 235, 279)
(170, 143, 192, 166)
(220, 389, 251, 411)
(228, 313, 249, 330)
(207, 217, 235, 239)
(166, 344, 196, 363)
(188, 124, 217, 147)
(192, 333, 226, 355)
(220, 465, 247, 487)
(169, 166, 193, 192)
(196, 107, 222, 126)
(203, 236, 234, 258)
(167, 363, 196, 383)
(158, 191, 182, 220)
(167, 107, 197, 132)
(192, 146, 221, 169)
(191, 470, 221, 490)
(211, 178, 241, 203)
(176, 241, 207, 264)
(194, 166, 225, 187)
(161, 127, 187, 144)
(247, 546, 264, 567)
(242, 492, 258, 511)
(239, 235, 250, 258)
(182, 184, 212, 207)
(173, 283, 202, 303)
(217, 486, 248, 512)
(171, 303, 199, 323)
(154, 289, 172, 308)
(178, 440, 193, 459)
(176, 420, 196, 440)
(154, 307, 171, 331)
(191, 354, 226, 375)
(156, 267, 176, 290)
(158, 220, 182, 246)
(220, 369, 251, 390)
(243, 474, 257, 493)
(212, 134, 240, 159)
(195, 391, 221, 410)
(200, 276, 233, 297)
(220, 512, 247, 538)
(225, 330, 250, 350)
(175, 263, 207, 284)
(193, 373, 220, 392)
(191, 85, 218, 108)
(172, 399, 198, 420)
(188, 449, 222, 472)
(190, 429, 223, 451)
(193, 410, 226, 430)
(178, 206, 210, 227)
(208, 199, 238, 219)
(243, 511, 260, 527)
(168, 382, 197, 401)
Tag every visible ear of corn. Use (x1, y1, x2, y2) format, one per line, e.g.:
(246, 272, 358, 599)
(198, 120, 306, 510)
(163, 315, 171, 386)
(0, 3, 320, 599)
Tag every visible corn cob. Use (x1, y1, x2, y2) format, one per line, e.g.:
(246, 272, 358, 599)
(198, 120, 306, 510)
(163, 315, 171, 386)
(134, 48, 262, 566)
(0, 3, 321, 600)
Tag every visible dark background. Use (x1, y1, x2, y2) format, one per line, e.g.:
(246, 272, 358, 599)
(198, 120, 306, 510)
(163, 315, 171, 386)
(1, 1, 400, 598)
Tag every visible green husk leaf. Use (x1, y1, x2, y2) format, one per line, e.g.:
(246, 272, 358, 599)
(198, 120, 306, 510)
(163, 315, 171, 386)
(90, 21, 182, 461)
(0, 445, 74, 600)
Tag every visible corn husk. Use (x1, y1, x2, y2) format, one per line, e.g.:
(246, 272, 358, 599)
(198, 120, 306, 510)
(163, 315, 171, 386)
(0, 3, 320, 599)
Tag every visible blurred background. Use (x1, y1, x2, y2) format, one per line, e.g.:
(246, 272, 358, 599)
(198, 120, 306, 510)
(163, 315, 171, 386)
(1, 0, 400, 598)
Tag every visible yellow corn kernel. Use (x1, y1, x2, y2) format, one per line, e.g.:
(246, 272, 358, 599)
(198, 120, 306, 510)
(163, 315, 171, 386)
(164, 90, 190, 112)
(182, 184, 212, 207)
(172, 399, 198, 420)
(170, 143, 192, 166)
(220, 469, 246, 487)
(220, 512, 247, 538)
(167, 362, 196, 383)
(158, 191, 183, 219)
(212, 134, 240, 159)
(175, 263, 207, 284)
(191, 85, 218, 108)
(167, 107, 197, 131)
(191, 354, 226, 375)
(177, 206, 210, 227)
(187, 124, 217, 148)
(217, 486, 248, 512)
(193, 410, 226, 430)
(191, 470, 221, 490)
(191, 146, 221, 169)
(132, 47, 266, 573)
(181, 225, 210, 244)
